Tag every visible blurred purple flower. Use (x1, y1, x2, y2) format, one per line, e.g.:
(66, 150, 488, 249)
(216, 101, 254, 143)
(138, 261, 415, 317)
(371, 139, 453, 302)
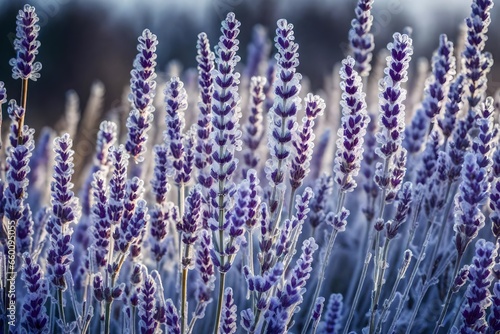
(349, 0, 374, 77)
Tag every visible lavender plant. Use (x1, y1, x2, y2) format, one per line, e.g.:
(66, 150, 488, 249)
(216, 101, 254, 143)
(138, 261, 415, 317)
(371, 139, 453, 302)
(1, 2, 500, 334)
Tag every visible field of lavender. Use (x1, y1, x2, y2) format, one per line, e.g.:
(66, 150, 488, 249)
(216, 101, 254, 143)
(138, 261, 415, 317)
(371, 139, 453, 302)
(0, 0, 499, 333)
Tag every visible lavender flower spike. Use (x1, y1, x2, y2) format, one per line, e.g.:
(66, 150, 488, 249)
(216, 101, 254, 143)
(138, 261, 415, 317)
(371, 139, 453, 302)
(265, 18, 301, 213)
(334, 56, 369, 193)
(139, 271, 159, 334)
(290, 93, 325, 192)
(460, 239, 497, 334)
(21, 253, 49, 334)
(454, 152, 489, 257)
(242, 76, 267, 178)
(46, 134, 80, 292)
(349, 0, 375, 77)
(320, 294, 343, 334)
(376, 32, 412, 159)
(488, 281, 500, 331)
(462, 0, 494, 109)
(0, 81, 6, 105)
(164, 77, 188, 185)
(195, 32, 214, 191)
(125, 29, 158, 163)
(220, 288, 237, 334)
(10, 5, 42, 81)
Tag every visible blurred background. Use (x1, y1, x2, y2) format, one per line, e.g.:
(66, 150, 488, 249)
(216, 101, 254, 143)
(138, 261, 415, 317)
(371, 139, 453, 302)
(0, 0, 499, 131)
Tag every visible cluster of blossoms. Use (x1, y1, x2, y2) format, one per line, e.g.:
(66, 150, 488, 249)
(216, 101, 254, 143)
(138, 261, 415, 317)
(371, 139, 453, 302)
(1, 1, 500, 334)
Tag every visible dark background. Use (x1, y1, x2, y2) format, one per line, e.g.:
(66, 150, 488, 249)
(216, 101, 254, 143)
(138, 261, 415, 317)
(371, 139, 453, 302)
(1, 0, 499, 132)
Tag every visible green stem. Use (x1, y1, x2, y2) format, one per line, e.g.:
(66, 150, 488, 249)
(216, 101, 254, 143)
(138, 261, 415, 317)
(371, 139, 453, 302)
(181, 243, 191, 334)
(57, 288, 67, 327)
(369, 237, 391, 334)
(104, 299, 113, 334)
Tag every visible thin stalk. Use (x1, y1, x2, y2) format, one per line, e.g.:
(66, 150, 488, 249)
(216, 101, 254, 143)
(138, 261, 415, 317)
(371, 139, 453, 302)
(375, 253, 410, 334)
(18, 79, 28, 144)
(104, 300, 113, 334)
(213, 272, 226, 334)
(287, 188, 297, 221)
(130, 305, 137, 334)
(181, 242, 191, 334)
(369, 237, 391, 334)
(388, 227, 432, 334)
(301, 191, 346, 334)
(57, 289, 67, 328)
(432, 254, 462, 334)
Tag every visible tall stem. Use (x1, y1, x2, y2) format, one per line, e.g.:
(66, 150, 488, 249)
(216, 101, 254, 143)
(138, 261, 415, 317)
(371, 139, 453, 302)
(301, 191, 345, 334)
(18, 79, 28, 144)
(432, 254, 462, 334)
(213, 272, 226, 334)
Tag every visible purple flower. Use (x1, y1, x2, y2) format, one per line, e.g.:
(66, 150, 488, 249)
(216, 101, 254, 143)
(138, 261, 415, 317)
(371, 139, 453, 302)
(209, 12, 242, 221)
(149, 202, 176, 265)
(195, 32, 214, 191)
(165, 299, 181, 334)
(311, 297, 325, 333)
(334, 56, 369, 193)
(107, 145, 128, 225)
(195, 230, 215, 305)
(461, 0, 494, 109)
(266, 238, 318, 332)
(220, 288, 237, 334)
(488, 281, 500, 331)
(139, 271, 159, 334)
(472, 96, 496, 170)
(7, 99, 29, 147)
(150, 144, 172, 205)
(20, 253, 49, 334)
(245, 25, 271, 79)
(46, 134, 80, 291)
(452, 265, 470, 293)
(375, 32, 412, 159)
(243, 169, 262, 231)
(320, 293, 343, 334)
(90, 171, 111, 269)
(10, 5, 42, 81)
(178, 185, 203, 268)
(460, 239, 496, 334)
(265, 18, 302, 212)
(242, 76, 267, 179)
(290, 93, 325, 191)
(81, 121, 117, 216)
(164, 77, 188, 185)
(490, 147, 500, 239)
(308, 174, 333, 229)
(454, 153, 489, 257)
(125, 29, 158, 163)
(349, 0, 374, 77)
(17, 205, 33, 255)
(385, 181, 412, 239)
(438, 74, 465, 139)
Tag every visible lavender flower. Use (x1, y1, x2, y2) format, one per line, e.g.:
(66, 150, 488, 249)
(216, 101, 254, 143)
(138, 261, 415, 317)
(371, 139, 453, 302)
(451, 265, 470, 293)
(308, 174, 333, 230)
(90, 171, 110, 269)
(334, 56, 368, 193)
(17, 205, 34, 255)
(266, 18, 301, 213)
(139, 271, 159, 334)
(385, 182, 412, 239)
(21, 253, 49, 334)
(438, 74, 465, 140)
(488, 281, 500, 331)
(461, 0, 494, 108)
(266, 238, 318, 332)
(107, 145, 128, 225)
(164, 77, 188, 185)
(245, 25, 271, 79)
(150, 144, 172, 205)
(460, 239, 496, 334)
(10, 5, 42, 81)
(195, 32, 214, 190)
(454, 152, 489, 256)
(209, 12, 242, 222)
(490, 147, 500, 239)
(242, 76, 267, 178)
(320, 294, 343, 334)
(290, 93, 325, 192)
(349, 0, 374, 77)
(149, 202, 176, 265)
(178, 185, 203, 269)
(311, 297, 325, 333)
(472, 96, 496, 170)
(125, 29, 158, 163)
(220, 288, 237, 334)
(375, 32, 412, 159)
(46, 134, 80, 291)
(195, 230, 215, 305)
(165, 299, 181, 334)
